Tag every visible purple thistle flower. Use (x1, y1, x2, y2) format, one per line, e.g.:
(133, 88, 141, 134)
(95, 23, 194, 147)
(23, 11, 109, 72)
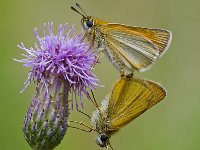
(15, 22, 99, 149)
(15, 22, 99, 108)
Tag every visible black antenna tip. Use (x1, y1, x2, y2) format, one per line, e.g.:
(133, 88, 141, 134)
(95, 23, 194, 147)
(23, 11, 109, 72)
(76, 3, 80, 7)
(71, 6, 75, 10)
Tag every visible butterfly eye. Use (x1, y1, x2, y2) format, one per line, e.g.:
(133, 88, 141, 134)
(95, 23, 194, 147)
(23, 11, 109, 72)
(86, 20, 93, 28)
(100, 134, 109, 142)
(96, 134, 109, 147)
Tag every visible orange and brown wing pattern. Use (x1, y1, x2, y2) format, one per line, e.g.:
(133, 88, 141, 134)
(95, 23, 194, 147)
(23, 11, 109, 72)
(102, 24, 172, 56)
(107, 77, 166, 130)
(98, 24, 172, 72)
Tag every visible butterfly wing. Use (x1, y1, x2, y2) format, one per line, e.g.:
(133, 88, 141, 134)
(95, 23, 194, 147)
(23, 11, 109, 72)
(99, 24, 172, 72)
(107, 77, 166, 130)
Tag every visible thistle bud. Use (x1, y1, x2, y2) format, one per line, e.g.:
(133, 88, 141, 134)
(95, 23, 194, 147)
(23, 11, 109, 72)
(23, 76, 69, 150)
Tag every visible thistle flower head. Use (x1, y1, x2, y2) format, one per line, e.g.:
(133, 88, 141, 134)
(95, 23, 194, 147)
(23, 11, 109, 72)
(15, 22, 99, 108)
(15, 22, 99, 149)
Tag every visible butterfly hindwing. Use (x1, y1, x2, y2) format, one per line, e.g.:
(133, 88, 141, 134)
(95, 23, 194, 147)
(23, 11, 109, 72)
(107, 77, 166, 130)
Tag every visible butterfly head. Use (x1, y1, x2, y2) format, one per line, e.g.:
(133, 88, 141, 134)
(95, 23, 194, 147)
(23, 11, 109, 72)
(71, 3, 95, 31)
(96, 133, 110, 148)
(81, 16, 96, 31)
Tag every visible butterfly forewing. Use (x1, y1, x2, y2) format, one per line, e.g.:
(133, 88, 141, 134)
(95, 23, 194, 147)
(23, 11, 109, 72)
(107, 77, 166, 130)
(99, 24, 172, 72)
(101, 24, 172, 55)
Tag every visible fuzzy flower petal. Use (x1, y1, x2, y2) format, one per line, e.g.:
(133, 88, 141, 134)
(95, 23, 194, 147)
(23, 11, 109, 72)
(15, 22, 99, 108)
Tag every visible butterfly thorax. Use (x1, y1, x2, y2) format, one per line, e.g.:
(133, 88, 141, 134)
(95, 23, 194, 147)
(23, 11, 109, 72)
(91, 108, 111, 134)
(91, 98, 120, 136)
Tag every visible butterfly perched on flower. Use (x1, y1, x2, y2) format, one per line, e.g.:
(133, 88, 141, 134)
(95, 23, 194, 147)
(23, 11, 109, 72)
(84, 77, 166, 149)
(71, 3, 172, 76)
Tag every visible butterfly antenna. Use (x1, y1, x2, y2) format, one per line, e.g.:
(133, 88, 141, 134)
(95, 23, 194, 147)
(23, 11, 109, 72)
(90, 90, 98, 107)
(76, 3, 88, 16)
(71, 6, 85, 17)
(90, 89, 102, 115)
(109, 142, 114, 150)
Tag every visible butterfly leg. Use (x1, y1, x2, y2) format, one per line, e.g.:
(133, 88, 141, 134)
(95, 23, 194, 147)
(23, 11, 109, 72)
(68, 125, 93, 132)
(68, 99, 91, 119)
(82, 31, 96, 57)
(85, 28, 97, 51)
(120, 70, 134, 78)
(91, 48, 104, 68)
(120, 67, 134, 78)
(68, 120, 94, 132)
(80, 31, 93, 49)
(77, 109, 91, 119)
(80, 32, 88, 43)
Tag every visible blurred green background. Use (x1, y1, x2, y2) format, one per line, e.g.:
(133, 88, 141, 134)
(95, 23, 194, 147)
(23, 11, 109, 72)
(1, 0, 200, 149)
